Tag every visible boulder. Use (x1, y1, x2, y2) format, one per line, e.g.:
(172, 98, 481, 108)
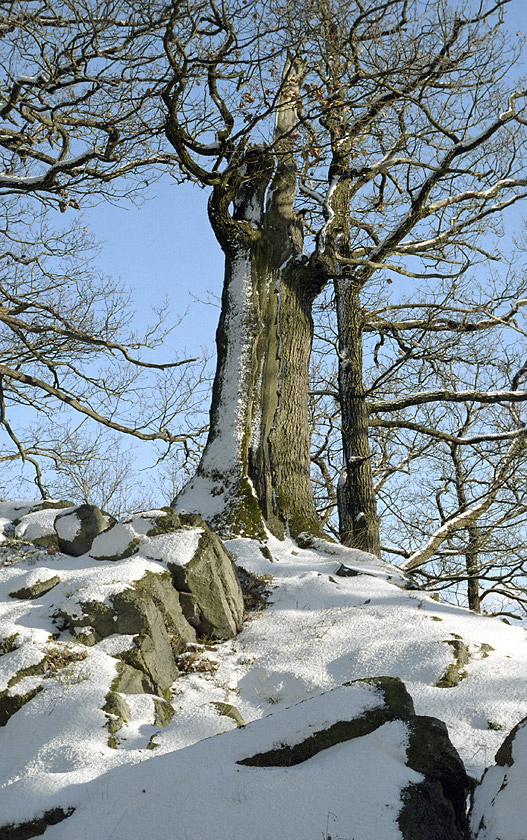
(9, 575, 60, 600)
(7, 499, 73, 523)
(54, 504, 110, 556)
(60, 571, 196, 696)
(399, 715, 470, 840)
(239, 676, 415, 767)
(164, 515, 244, 639)
(103, 690, 131, 735)
(470, 715, 527, 839)
(0, 807, 74, 840)
(237, 676, 469, 840)
(88, 522, 141, 562)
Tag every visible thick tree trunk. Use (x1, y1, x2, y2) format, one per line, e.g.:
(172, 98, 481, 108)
(175, 57, 326, 540)
(335, 278, 381, 555)
(175, 237, 323, 540)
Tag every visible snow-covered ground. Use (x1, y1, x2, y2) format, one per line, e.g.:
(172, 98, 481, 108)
(1, 503, 527, 839)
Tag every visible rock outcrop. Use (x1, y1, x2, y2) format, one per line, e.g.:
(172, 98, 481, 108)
(54, 504, 111, 556)
(59, 569, 196, 696)
(470, 715, 527, 839)
(237, 676, 469, 840)
(1, 504, 245, 746)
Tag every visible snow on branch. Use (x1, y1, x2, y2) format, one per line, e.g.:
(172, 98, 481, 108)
(371, 389, 527, 413)
(402, 433, 527, 572)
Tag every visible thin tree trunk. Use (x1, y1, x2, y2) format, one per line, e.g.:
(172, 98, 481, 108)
(450, 443, 481, 612)
(335, 278, 381, 555)
(465, 522, 481, 612)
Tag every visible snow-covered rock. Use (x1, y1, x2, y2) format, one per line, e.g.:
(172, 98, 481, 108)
(2, 501, 527, 840)
(54, 504, 111, 556)
(471, 716, 527, 840)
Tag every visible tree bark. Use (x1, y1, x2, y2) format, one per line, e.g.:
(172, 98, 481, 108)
(174, 216, 323, 540)
(450, 443, 481, 612)
(175, 57, 326, 540)
(335, 278, 381, 555)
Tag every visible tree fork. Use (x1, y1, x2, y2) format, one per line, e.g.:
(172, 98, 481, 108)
(174, 56, 326, 541)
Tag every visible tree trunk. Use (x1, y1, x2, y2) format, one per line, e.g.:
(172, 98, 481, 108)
(449, 443, 481, 612)
(465, 522, 481, 612)
(175, 57, 326, 540)
(175, 230, 323, 540)
(335, 278, 381, 555)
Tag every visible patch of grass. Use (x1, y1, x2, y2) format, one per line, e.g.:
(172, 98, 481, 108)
(0, 633, 19, 655)
(44, 643, 88, 683)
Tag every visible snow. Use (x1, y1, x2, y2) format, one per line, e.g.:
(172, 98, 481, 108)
(470, 721, 527, 840)
(175, 250, 256, 518)
(89, 522, 138, 558)
(36, 509, 75, 540)
(0, 501, 43, 520)
(317, 175, 340, 253)
(1, 503, 527, 838)
(142, 529, 203, 566)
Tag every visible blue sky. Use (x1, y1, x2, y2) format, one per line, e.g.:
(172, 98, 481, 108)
(85, 179, 222, 362)
(82, 0, 527, 367)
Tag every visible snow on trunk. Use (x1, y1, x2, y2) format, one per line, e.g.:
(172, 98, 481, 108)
(175, 248, 262, 532)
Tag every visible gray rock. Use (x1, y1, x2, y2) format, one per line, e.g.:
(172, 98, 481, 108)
(112, 661, 155, 695)
(238, 676, 415, 767)
(236, 676, 469, 840)
(54, 504, 110, 556)
(103, 690, 131, 735)
(211, 701, 246, 727)
(178, 591, 201, 628)
(59, 571, 196, 696)
(470, 716, 527, 839)
(9, 575, 60, 600)
(10, 499, 74, 524)
(153, 697, 175, 727)
(0, 657, 47, 726)
(0, 684, 44, 728)
(399, 715, 469, 840)
(88, 522, 140, 562)
(144, 508, 182, 536)
(0, 807, 74, 840)
(494, 715, 526, 767)
(167, 516, 244, 639)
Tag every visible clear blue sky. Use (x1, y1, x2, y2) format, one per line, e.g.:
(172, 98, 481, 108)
(85, 180, 222, 362)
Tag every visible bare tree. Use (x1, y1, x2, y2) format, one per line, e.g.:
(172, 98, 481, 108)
(0, 198, 205, 494)
(309, 265, 527, 613)
(3, 0, 527, 546)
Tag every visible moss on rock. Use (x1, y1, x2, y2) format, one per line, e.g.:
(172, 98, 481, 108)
(153, 697, 175, 727)
(0, 807, 75, 840)
(436, 639, 469, 688)
(145, 508, 182, 537)
(9, 575, 61, 600)
(103, 690, 131, 735)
